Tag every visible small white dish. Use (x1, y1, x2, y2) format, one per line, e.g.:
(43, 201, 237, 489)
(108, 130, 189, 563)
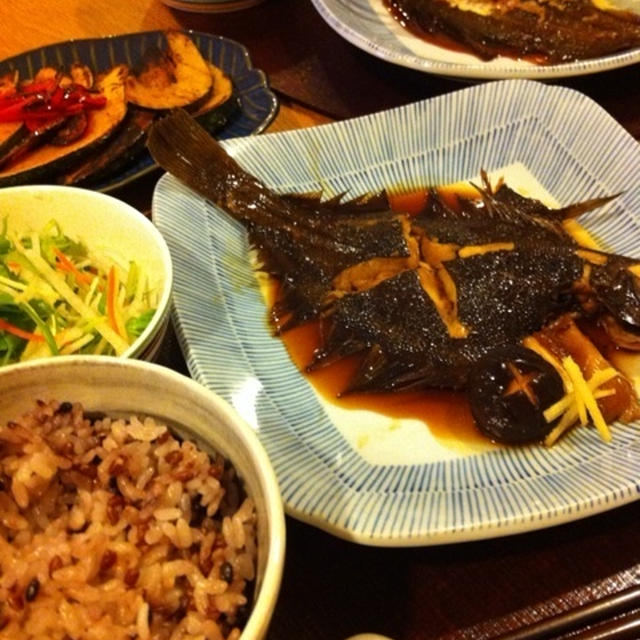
(0, 185, 172, 363)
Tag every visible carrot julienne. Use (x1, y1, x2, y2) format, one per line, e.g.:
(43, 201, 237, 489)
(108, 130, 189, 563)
(53, 247, 94, 286)
(0, 318, 44, 342)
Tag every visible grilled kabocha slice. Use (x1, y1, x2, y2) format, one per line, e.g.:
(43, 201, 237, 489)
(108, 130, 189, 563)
(193, 62, 240, 132)
(62, 61, 237, 186)
(0, 64, 128, 187)
(125, 31, 213, 111)
(60, 106, 156, 186)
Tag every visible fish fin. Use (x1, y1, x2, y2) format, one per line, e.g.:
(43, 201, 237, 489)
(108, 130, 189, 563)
(147, 108, 250, 207)
(556, 194, 621, 220)
(339, 344, 388, 394)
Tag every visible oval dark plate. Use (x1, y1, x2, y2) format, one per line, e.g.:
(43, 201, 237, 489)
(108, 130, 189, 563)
(0, 31, 279, 193)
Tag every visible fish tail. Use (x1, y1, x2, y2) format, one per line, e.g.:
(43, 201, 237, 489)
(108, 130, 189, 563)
(147, 108, 259, 214)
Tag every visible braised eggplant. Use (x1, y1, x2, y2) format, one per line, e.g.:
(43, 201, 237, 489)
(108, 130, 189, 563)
(0, 118, 67, 168)
(50, 113, 89, 146)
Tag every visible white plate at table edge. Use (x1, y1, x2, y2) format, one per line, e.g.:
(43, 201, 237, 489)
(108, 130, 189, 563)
(152, 79, 640, 546)
(310, 0, 640, 80)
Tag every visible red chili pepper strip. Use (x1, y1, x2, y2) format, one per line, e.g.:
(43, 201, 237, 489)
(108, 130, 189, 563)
(0, 95, 27, 109)
(49, 88, 65, 109)
(0, 318, 45, 342)
(0, 81, 105, 127)
(20, 78, 57, 95)
(0, 97, 37, 121)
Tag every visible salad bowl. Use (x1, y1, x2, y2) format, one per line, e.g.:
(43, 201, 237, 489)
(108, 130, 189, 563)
(0, 185, 172, 365)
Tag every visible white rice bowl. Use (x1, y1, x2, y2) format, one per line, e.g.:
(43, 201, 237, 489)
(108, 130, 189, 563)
(0, 356, 285, 640)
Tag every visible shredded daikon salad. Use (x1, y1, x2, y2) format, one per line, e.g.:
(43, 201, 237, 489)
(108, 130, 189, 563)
(0, 218, 158, 364)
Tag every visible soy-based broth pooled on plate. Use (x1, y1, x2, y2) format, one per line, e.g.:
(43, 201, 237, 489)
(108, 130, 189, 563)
(0, 400, 256, 640)
(147, 109, 640, 447)
(385, 0, 640, 63)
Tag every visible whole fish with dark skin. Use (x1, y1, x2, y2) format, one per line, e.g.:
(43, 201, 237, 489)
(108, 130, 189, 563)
(147, 109, 640, 444)
(387, 0, 640, 63)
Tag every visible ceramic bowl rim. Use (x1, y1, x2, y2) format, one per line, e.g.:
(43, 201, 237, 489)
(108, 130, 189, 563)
(0, 183, 173, 362)
(0, 355, 286, 639)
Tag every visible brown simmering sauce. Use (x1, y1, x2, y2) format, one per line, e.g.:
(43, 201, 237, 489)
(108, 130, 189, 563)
(278, 317, 482, 445)
(382, 0, 549, 65)
(263, 186, 486, 446)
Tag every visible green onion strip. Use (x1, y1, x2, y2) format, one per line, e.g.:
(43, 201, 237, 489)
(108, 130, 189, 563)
(12, 233, 130, 355)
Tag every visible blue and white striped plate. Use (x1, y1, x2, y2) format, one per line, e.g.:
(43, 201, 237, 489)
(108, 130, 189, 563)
(311, 0, 640, 80)
(152, 79, 640, 546)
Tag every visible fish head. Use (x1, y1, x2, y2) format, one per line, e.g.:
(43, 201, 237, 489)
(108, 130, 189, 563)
(591, 259, 640, 332)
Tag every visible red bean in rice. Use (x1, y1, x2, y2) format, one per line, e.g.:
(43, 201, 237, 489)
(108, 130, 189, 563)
(0, 399, 257, 640)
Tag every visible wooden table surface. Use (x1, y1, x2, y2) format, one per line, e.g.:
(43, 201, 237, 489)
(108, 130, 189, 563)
(2, 1, 640, 639)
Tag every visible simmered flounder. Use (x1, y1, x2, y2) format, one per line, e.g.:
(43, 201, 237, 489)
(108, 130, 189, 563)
(147, 110, 640, 445)
(388, 0, 640, 63)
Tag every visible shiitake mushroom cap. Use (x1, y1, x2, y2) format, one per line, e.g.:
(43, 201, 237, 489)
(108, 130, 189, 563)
(468, 345, 565, 444)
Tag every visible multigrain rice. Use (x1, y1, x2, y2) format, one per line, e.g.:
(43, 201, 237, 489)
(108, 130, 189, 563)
(0, 399, 257, 640)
